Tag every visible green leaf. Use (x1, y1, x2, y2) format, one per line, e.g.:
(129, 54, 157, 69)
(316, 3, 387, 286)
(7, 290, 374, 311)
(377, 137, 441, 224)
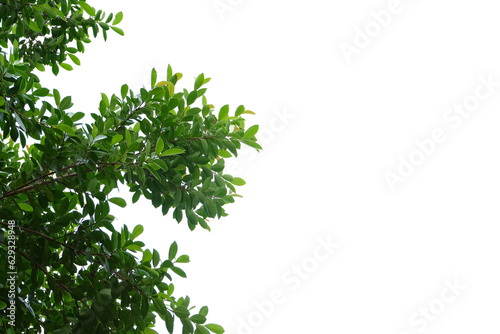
(35, 11, 44, 28)
(144, 328, 158, 334)
(109, 197, 127, 208)
(235, 105, 245, 116)
(173, 306, 190, 318)
(66, 55, 79, 66)
(166, 311, 174, 333)
(59, 96, 73, 110)
(169, 241, 178, 260)
(153, 159, 168, 171)
(191, 314, 206, 324)
(0, 301, 6, 310)
(131, 225, 144, 240)
(196, 325, 211, 334)
(161, 148, 185, 157)
(99, 288, 112, 297)
(60, 63, 73, 71)
(43, 6, 57, 19)
(71, 112, 85, 121)
(176, 255, 190, 263)
(111, 26, 124, 36)
(194, 73, 205, 90)
(218, 105, 229, 121)
(55, 124, 75, 136)
(153, 249, 160, 267)
(155, 137, 164, 156)
(231, 177, 246, 186)
(18, 202, 33, 212)
(205, 324, 225, 334)
(243, 125, 259, 139)
(112, 11, 123, 25)
(52, 63, 59, 75)
(53, 89, 61, 105)
(111, 134, 123, 145)
(151, 68, 157, 89)
(33, 88, 49, 96)
(93, 135, 107, 143)
(171, 266, 186, 278)
(79, 1, 96, 16)
(142, 249, 152, 263)
(199, 306, 209, 317)
(121, 84, 128, 98)
(153, 298, 167, 315)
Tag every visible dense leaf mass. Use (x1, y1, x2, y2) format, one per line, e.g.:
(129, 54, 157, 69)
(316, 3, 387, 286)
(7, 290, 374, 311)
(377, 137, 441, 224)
(0, 1, 260, 333)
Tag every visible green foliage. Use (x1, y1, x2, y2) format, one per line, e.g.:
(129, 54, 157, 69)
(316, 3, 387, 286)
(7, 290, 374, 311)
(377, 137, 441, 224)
(0, 1, 261, 332)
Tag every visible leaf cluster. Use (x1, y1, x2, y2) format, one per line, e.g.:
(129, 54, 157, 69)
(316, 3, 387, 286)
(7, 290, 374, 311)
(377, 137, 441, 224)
(0, 1, 260, 333)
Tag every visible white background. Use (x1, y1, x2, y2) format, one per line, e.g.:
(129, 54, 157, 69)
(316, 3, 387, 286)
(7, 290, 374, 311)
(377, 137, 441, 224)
(38, 0, 500, 333)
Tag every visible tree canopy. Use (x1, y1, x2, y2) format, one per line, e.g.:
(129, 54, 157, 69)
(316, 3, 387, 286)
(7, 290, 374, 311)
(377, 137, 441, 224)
(0, 1, 260, 333)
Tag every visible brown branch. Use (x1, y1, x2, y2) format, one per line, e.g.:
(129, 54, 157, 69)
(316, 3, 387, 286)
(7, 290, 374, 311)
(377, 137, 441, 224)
(0, 161, 142, 200)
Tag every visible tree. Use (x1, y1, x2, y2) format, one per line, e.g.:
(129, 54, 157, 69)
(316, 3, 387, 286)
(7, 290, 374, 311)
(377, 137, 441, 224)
(0, 1, 261, 333)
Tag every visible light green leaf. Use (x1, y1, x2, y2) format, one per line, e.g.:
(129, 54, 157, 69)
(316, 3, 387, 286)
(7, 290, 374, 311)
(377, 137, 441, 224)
(111, 26, 124, 36)
(151, 68, 157, 89)
(161, 148, 185, 157)
(155, 137, 164, 156)
(243, 125, 259, 139)
(112, 11, 123, 25)
(79, 1, 96, 16)
(196, 325, 211, 334)
(109, 197, 126, 208)
(194, 73, 204, 90)
(60, 63, 73, 71)
(68, 54, 80, 65)
(205, 324, 225, 334)
(176, 255, 190, 263)
(111, 134, 123, 145)
(235, 105, 245, 116)
(199, 306, 209, 317)
(231, 177, 246, 186)
(120, 84, 128, 98)
(55, 124, 75, 136)
(93, 135, 107, 143)
(18, 202, 33, 212)
(131, 225, 144, 240)
(218, 105, 229, 121)
(142, 249, 152, 263)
